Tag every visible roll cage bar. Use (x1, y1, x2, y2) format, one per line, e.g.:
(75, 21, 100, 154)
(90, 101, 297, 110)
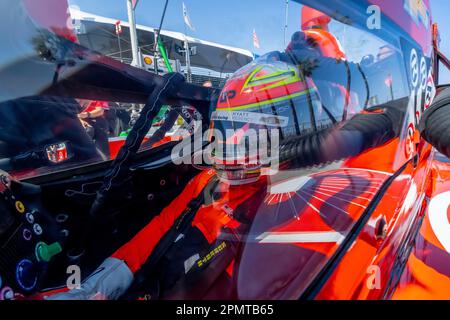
(433, 23, 450, 84)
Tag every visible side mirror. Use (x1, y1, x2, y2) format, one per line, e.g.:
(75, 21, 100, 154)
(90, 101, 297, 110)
(45, 142, 71, 164)
(0, 142, 74, 172)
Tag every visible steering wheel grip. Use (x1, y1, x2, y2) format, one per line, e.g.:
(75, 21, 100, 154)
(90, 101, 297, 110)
(90, 73, 185, 216)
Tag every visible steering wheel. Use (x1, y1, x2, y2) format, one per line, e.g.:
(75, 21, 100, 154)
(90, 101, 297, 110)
(68, 73, 186, 258)
(91, 73, 186, 216)
(0, 170, 63, 299)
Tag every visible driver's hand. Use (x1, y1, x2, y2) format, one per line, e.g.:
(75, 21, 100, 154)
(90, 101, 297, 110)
(46, 258, 133, 300)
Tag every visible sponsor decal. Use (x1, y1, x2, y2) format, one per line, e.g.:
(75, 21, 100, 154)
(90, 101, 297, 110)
(401, 44, 435, 159)
(424, 69, 436, 109)
(196, 242, 227, 267)
(410, 49, 419, 88)
(211, 111, 288, 127)
(143, 56, 153, 65)
(219, 90, 237, 103)
(428, 191, 450, 253)
(420, 56, 427, 90)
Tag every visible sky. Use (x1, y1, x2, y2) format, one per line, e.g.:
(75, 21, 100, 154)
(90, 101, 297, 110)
(68, 0, 300, 53)
(68, 0, 450, 83)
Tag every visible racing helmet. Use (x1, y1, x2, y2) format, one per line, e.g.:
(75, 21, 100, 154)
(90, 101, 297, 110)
(301, 6, 331, 31)
(209, 55, 324, 185)
(289, 6, 345, 60)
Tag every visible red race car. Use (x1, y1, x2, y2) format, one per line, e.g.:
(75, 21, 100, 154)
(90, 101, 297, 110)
(0, 0, 450, 301)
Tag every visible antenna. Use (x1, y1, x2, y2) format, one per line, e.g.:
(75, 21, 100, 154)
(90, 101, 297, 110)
(153, 0, 170, 73)
(284, 0, 289, 47)
(154, 0, 170, 51)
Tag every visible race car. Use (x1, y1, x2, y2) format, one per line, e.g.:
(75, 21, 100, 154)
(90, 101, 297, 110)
(0, 0, 450, 300)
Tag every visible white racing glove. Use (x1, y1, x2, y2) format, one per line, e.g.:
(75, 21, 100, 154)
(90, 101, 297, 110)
(47, 257, 133, 300)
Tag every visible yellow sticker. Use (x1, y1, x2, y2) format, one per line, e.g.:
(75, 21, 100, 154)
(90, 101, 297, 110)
(196, 242, 227, 268)
(143, 56, 153, 65)
(15, 201, 25, 214)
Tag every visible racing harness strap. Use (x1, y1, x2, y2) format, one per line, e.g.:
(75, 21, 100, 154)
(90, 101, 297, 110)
(122, 176, 220, 299)
(162, 183, 269, 300)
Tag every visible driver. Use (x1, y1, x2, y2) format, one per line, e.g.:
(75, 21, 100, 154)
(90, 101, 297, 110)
(47, 58, 323, 300)
(48, 7, 371, 300)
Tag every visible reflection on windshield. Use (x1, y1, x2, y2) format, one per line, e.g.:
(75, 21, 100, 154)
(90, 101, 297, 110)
(0, 0, 425, 300)
(124, 1, 413, 300)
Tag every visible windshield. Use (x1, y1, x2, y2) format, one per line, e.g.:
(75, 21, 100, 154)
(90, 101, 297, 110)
(0, 0, 432, 299)
(144, 0, 426, 299)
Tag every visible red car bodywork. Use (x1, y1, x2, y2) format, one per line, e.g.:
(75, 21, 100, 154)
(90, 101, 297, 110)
(11, 0, 450, 300)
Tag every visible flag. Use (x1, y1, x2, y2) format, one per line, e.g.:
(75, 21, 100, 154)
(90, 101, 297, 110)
(115, 20, 122, 35)
(182, 2, 195, 31)
(384, 74, 393, 87)
(132, 0, 139, 10)
(253, 29, 260, 49)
